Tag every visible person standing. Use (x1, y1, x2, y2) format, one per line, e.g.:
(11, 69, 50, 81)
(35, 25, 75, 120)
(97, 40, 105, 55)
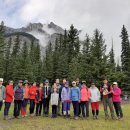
(4, 80, 14, 120)
(42, 80, 51, 116)
(13, 80, 24, 119)
(100, 79, 115, 120)
(59, 79, 66, 115)
(76, 78, 82, 116)
(70, 81, 80, 120)
(0, 78, 5, 111)
(51, 87, 59, 118)
(35, 82, 43, 116)
(21, 80, 30, 117)
(89, 82, 100, 120)
(29, 82, 37, 116)
(61, 81, 71, 118)
(112, 82, 123, 120)
(80, 84, 90, 118)
(55, 79, 61, 116)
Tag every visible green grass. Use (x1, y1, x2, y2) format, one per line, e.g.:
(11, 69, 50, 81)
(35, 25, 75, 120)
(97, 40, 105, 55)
(0, 104, 130, 130)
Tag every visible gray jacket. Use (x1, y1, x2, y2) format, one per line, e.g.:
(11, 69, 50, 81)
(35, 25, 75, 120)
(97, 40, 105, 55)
(0, 85, 6, 101)
(50, 92, 59, 106)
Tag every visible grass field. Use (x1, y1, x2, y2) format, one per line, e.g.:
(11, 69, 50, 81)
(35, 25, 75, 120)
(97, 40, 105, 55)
(0, 103, 130, 130)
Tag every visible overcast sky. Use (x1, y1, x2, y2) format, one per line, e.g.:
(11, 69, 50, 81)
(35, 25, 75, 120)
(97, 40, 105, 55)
(0, 0, 130, 61)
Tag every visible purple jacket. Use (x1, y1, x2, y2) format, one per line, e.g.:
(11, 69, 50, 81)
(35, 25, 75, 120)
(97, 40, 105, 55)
(61, 87, 71, 102)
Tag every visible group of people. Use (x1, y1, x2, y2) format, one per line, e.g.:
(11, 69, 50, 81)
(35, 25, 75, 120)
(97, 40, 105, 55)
(0, 78, 123, 120)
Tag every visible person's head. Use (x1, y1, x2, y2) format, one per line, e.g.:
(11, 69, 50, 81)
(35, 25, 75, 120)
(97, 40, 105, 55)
(32, 82, 36, 86)
(53, 83, 57, 88)
(18, 80, 23, 87)
(40, 82, 44, 88)
(0, 78, 3, 85)
(82, 81, 86, 85)
(103, 79, 108, 84)
(72, 81, 76, 87)
(24, 80, 29, 86)
(82, 84, 87, 89)
(65, 81, 69, 88)
(113, 82, 118, 88)
(45, 80, 49, 86)
(9, 80, 13, 86)
(56, 79, 60, 84)
(76, 78, 80, 84)
(63, 79, 66, 84)
(91, 82, 95, 88)
(54, 88, 57, 93)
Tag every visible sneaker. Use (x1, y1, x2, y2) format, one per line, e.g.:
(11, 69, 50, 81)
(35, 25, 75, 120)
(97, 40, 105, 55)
(3, 116, 8, 120)
(105, 116, 109, 120)
(119, 117, 123, 121)
(75, 116, 79, 120)
(93, 116, 96, 120)
(67, 115, 70, 118)
(16, 116, 21, 119)
(96, 116, 99, 120)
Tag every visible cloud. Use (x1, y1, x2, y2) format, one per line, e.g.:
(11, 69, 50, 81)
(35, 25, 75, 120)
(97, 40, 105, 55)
(0, 0, 130, 61)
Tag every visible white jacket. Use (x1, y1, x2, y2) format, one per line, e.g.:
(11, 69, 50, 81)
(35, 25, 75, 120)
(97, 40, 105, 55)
(50, 92, 59, 106)
(89, 87, 100, 102)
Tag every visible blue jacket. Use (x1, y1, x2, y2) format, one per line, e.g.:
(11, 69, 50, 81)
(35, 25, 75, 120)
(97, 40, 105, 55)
(70, 87, 80, 101)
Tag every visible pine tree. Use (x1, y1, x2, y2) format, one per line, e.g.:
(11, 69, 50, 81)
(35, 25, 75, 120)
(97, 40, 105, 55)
(90, 29, 108, 85)
(44, 42, 54, 82)
(120, 25, 130, 72)
(0, 21, 5, 77)
(109, 39, 115, 71)
(11, 34, 21, 81)
(3, 37, 12, 81)
(16, 41, 33, 81)
(67, 24, 79, 62)
(120, 25, 130, 90)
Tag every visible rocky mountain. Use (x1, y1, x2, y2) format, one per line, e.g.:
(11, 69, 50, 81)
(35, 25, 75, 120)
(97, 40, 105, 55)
(4, 22, 65, 55)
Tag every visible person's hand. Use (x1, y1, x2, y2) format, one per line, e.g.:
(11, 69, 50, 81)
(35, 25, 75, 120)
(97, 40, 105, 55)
(45, 95, 48, 98)
(78, 100, 80, 103)
(3, 100, 5, 103)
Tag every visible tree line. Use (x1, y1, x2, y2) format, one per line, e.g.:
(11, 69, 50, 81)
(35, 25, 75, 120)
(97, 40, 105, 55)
(0, 21, 130, 92)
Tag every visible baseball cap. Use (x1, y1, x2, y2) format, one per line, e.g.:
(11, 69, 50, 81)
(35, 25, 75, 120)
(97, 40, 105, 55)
(72, 81, 76, 84)
(0, 78, 3, 82)
(45, 80, 49, 83)
(113, 82, 117, 85)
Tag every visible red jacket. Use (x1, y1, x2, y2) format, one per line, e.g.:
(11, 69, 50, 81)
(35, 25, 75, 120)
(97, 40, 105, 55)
(5, 85, 14, 103)
(29, 86, 37, 100)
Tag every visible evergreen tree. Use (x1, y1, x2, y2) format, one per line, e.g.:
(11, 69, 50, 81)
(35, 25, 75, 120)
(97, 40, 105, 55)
(0, 21, 5, 77)
(120, 25, 130, 90)
(109, 40, 115, 71)
(11, 34, 21, 81)
(3, 37, 12, 81)
(120, 25, 130, 72)
(67, 24, 79, 62)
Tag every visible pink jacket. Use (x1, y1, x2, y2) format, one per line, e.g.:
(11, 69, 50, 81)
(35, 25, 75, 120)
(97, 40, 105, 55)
(112, 87, 122, 102)
(80, 85, 90, 101)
